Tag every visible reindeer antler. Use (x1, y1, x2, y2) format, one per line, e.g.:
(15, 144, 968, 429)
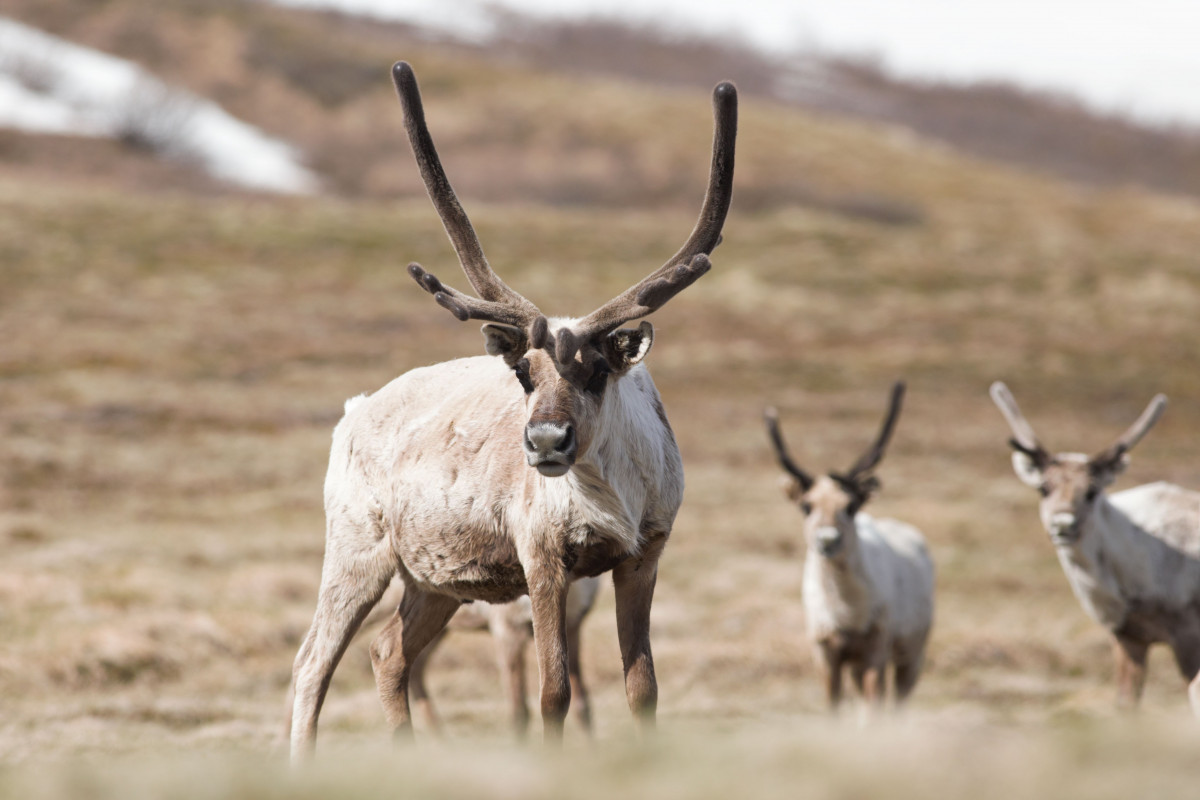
(560, 81, 738, 361)
(989, 381, 1050, 468)
(405, 263, 543, 333)
(763, 407, 815, 491)
(393, 61, 545, 337)
(394, 64, 736, 362)
(1091, 394, 1167, 469)
(842, 381, 906, 482)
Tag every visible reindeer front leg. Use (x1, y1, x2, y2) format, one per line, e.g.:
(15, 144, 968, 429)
(817, 642, 845, 711)
(1166, 623, 1200, 717)
(526, 559, 572, 743)
(612, 533, 668, 730)
(1112, 633, 1148, 711)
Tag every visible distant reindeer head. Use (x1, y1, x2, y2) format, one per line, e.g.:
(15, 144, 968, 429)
(990, 382, 1167, 545)
(764, 382, 906, 561)
(392, 62, 736, 477)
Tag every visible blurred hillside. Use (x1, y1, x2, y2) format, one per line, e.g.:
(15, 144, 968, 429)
(2, 0, 1200, 204)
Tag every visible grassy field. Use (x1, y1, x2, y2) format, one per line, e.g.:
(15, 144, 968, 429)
(3, 35, 1200, 796)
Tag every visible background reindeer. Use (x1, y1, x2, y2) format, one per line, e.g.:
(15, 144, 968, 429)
(406, 577, 601, 737)
(990, 382, 1200, 714)
(764, 382, 935, 710)
(287, 62, 736, 759)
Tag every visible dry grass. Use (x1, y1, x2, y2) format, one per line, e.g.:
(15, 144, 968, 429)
(3, 25, 1200, 797)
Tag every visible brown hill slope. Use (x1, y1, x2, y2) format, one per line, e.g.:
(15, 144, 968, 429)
(4, 0, 1200, 204)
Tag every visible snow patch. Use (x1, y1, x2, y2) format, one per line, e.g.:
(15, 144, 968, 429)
(0, 17, 318, 194)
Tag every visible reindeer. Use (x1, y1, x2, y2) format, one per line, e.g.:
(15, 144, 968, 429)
(287, 62, 736, 760)
(990, 382, 1200, 715)
(764, 382, 935, 710)
(407, 577, 602, 737)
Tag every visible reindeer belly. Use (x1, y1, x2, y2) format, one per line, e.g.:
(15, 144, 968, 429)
(819, 623, 885, 664)
(396, 528, 528, 604)
(1117, 598, 1189, 644)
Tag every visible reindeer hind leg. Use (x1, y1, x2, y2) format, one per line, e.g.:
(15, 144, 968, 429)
(566, 615, 593, 735)
(488, 606, 533, 739)
(289, 541, 395, 762)
(370, 586, 461, 740)
(407, 628, 448, 734)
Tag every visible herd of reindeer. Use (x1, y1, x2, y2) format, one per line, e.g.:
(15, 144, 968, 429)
(285, 63, 1200, 761)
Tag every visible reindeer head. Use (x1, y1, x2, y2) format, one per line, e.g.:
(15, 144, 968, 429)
(392, 62, 736, 477)
(989, 382, 1167, 545)
(764, 383, 906, 562)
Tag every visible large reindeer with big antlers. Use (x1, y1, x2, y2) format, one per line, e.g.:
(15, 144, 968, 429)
(288, 62, 736, 760)
(990, 382, 1200, 715)
(764, 383, 935, 710)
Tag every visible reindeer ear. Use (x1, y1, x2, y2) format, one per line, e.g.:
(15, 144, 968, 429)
(604, 321, 654, 372)
(481, 323, 527, 366)
(856, 475, 881, 499)
(840, 475, 878, 517)
(1011, 451, 1044, 488)
(1091, 453, 1130, 485)
(781, 475, 805, 502)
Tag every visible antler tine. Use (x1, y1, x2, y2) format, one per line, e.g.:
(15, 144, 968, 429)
(408, 263, 538, 330)
(391, 62, 540, 319)
(662, 81, 738, 271)
(567, 81, 737, 345)
(764, 407, 815, 490)
(845, 381, 907, 480)
(1092, 393, 1167, 466)
(989, 381, 1048, 458)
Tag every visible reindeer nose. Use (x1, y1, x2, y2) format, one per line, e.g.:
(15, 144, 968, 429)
(524, 422, 577, 474)
(815, 527, 843, 556)
(1048, 512, 1077, 541)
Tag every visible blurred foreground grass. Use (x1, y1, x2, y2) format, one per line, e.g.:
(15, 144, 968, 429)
(2, 716, 1199, 800)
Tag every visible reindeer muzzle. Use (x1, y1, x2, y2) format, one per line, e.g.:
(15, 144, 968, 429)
(524, 422, 577, 477)
(1048, 512, 1080, 544)
(815, 527, 844, 557)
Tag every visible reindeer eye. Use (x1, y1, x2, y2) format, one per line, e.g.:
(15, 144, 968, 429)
(1037, 485, 1050, 498)
(585, 361, 610, 396)
(513, 359, 534, 394)
(799, 501, 813, 515)
(1085, 487, 1099, 502)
